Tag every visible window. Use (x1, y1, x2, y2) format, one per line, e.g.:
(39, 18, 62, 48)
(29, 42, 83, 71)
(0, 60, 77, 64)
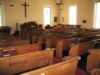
(43, 7, 51, 27)
(68, 5, 77, 25)
(0, 2, 3, 26)
(94, 2, 100, 29)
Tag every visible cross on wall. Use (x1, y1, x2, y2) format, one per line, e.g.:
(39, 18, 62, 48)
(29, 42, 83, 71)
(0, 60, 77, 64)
(22, 2, 30, 18)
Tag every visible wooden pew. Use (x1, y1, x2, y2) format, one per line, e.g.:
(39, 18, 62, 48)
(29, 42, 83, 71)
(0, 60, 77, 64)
(56, 39, 94, 59)
(20, 56, 80, 75)
(45, 32, 65, 49)
(46, 38, 52, 48)
(46, 34, 78, 49)
(45, 30, 81, 49)
(0, 34, 30, 47)
(0, 43, 40, 57)
(56, 38, 78, 59)
(46, 38, 60, 48)
(87, 49, 100, 73)
(91, 69, 100, 75)
(69, 41, 94, 56)
(0, 49, 54, 75)
(9, 40, 29, 46)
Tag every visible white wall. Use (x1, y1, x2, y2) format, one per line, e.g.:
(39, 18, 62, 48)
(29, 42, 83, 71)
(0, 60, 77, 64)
(59, 0, 94, 28)
(4, 0, 98, 33)
(4, 0, 57, 33)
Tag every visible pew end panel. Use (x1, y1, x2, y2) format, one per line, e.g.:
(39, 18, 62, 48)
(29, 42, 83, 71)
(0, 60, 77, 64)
(69, 44, 79, 57)
(87, 49, 100, 73)
(91, 69, 100, 75)
(46, 38, 52, 48)
(56, 38, 78, 59)
(56, 39, 63, 59)
(0, 58, 10, 75)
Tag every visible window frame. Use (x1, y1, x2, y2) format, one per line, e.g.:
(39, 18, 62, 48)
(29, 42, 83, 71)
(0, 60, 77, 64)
(68, 4, 77, 25)
(0, 1, 5, 26)
(93, 2, 100, 29)
(43, 5, 51, 27)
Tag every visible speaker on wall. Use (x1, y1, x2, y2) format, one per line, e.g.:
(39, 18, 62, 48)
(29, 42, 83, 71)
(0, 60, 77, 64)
(55, 0, 61, 4)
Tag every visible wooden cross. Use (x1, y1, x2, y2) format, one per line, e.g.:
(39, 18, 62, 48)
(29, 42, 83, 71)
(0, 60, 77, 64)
(22, 2, 29, 18)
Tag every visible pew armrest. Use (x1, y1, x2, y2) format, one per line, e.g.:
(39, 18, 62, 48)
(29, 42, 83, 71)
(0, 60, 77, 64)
(63, 56, 81, 61)
(63, 56, 73, 61)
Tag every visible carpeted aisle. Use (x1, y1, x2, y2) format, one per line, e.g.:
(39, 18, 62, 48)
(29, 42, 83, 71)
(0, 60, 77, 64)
(76, 68, 88, 75)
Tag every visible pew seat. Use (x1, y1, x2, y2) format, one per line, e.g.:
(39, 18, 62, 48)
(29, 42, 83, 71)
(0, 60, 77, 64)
(0, 49, 54, 75)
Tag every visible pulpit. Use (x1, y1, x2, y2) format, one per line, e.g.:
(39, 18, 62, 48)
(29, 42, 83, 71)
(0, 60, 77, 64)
(20, 22, 38, 43)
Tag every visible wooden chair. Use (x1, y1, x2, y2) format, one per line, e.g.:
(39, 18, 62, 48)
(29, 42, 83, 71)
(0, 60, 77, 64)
(20, 56, 80, 75)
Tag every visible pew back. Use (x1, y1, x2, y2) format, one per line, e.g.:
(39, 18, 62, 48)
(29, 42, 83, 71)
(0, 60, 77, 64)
(14, 43, 40, 54)
(21, 56, 80, 75)
(0, 43, 40, 57)
(0, 49, 54, 75)
(69, 41, 94, 56)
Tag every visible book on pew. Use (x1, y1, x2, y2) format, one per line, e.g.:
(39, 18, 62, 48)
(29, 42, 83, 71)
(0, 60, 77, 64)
(10, 48, 17, 56)
(3, 49, 11, 57)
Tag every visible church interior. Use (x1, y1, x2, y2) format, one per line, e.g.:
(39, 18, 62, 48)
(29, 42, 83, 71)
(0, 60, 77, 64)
(0, 0, 100, 75)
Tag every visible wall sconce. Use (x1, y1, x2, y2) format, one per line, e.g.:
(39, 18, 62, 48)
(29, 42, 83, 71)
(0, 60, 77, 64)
(55, 0, 61, 5)
(9, 0, 14, 6)
(55, 0, 63, 5)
